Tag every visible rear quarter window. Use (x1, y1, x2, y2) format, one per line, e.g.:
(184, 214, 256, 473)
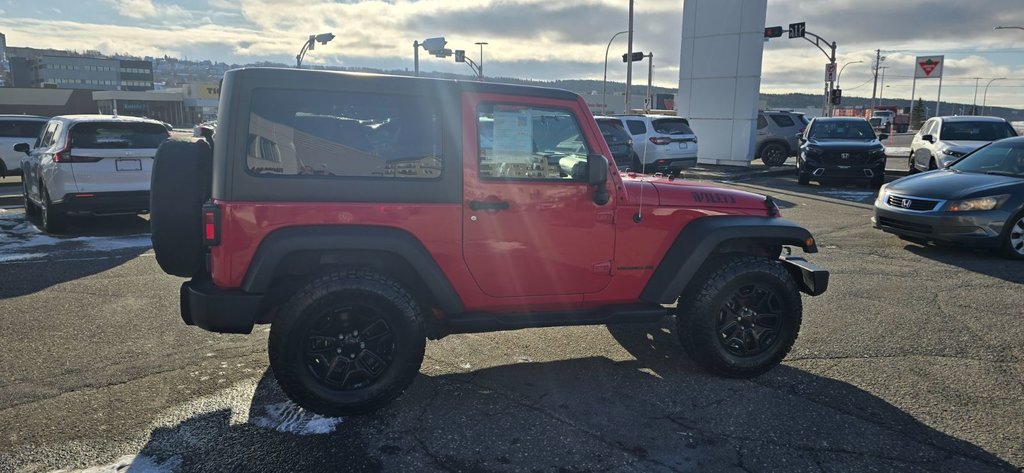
(246, 88, 443, 179)
(769, 114, 796, 128)
(625, 120, 647, 135)
(70, 122, 168, 149)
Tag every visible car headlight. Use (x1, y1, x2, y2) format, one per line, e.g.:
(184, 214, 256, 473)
(947, 195, 1008, 212)
(805, 147, 823, 156)
(940, 148, 966, 158)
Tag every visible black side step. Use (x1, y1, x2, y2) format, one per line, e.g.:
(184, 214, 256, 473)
(437, 304, 669, 337)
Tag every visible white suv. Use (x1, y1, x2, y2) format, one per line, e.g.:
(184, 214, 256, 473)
(16, 115, 170, 232)
(611, 114, 698, 174)
(909, 116, 1017, 172)
(0, 115, 49, 178)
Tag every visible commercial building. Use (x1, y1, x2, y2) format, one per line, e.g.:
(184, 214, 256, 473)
(8, 54, 154, 91)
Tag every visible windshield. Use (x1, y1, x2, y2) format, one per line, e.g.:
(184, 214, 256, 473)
(808, 120, 877, 140)
(597, 120, 631, 144)
(940, 121, 1016, 141)
(950, 140, 1024, 177)
(652, 118, 694, 135)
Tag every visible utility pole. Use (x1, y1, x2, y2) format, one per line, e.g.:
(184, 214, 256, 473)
(645, 53, 654, 112)
(870, 49, 881, 109)
(624, 0, 634, 114)
(877, 67, 888, 105)
(971, 77, 983, 114)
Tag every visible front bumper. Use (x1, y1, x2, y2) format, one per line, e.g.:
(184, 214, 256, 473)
(180, 279, 263, 334)
(781, 256, 829, 296)
(873, 204, 1009, 248)
(57, 190, 150, 215)
(801, 155, 885, 180)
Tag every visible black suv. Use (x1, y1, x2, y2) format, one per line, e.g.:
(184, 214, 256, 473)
(797, 117, 887, 188)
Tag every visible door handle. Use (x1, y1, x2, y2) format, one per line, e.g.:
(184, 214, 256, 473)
(469, 200, 510, 211)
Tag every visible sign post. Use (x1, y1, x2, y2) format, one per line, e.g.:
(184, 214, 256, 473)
(912, 55, 944, 118)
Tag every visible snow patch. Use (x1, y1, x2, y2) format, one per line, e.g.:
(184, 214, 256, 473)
(250, 401, 344, 435)
(819, 190, 875, 202)
(0, 252, 48, 262)
(54, 454, 181, 473)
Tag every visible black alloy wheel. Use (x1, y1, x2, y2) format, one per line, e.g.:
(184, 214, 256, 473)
(760, 143, 788, 167)
(716, 284, 783, 357)
(304, 305, 395, 391)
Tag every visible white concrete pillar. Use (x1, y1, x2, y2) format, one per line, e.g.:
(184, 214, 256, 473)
(677, 0, 767, 166)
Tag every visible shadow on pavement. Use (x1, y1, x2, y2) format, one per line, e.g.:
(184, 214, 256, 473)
(0, 212, 151, 299)
(903, 242, 1024, 284)
(123, 322, 1017, 472)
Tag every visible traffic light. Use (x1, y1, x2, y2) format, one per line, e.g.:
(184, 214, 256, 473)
(622, 52, 645, 63)
(830, 88, 842, 105)
(454, 50, 466, 63)
(764, 26, 783, 38)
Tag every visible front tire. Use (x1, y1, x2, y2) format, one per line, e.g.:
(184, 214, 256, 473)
(676, 255, 802, 378)
(269, 270, 426, 416)
(23, 179, 40, 217)
(907, 153, 919, 174)
(999, 212, 1024, 260)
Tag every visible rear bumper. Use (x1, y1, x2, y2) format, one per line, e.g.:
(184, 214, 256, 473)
(180, 279, 262, 334)
(58, 190, 150, 215)
(643, 157, 698, 173)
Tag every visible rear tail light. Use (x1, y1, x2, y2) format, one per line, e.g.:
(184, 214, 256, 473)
(202, 202, 221, 246)
(649, 137, 671, 145)
(53, 146, 103, 163)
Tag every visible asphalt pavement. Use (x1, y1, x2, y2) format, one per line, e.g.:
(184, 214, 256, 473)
(0, 168, 1021, 472)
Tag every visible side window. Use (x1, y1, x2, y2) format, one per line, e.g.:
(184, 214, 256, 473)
(769, 114, 795, 128)
(246, 88, 442, 179)
(757, 114, 769, 130)
(37, 122, 58, 149)
(921, 120, 935, 137)
(625, 120, 647, 135)
(477, 103, 591, 180)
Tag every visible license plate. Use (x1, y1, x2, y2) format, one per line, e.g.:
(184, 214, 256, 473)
(677, 142, 689, 149)
(116, 159, 142, 171)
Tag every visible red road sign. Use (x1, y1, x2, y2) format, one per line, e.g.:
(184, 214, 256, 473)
(919, 58, 940, 76)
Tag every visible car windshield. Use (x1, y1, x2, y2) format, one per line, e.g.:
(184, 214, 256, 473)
(597, 120, 630, 144)
(808, 120, 876, 140)
(940, 121, 1016, 141)
(70, 122, 169, 149)
(949, 141, 1024, 177)
(652, 118, 693, 135)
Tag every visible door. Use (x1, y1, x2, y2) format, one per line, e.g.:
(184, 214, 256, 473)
(462, 95, 616, 298)
(913, 119, 937, 169)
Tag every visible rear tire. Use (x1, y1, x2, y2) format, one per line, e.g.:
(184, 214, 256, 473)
(676, 255, 802, 378)
(150, 139, 213, 277)
(269, 270, 426, 416)
(39, 183, 67, 234)
(759, 143, 788, 167)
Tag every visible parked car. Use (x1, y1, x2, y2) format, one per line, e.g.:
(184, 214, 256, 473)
(0, 115, 49, 178)
(874, 136, 1024, 259)
(756, 110, 808, 166)
(16, 115, 171, 233)
(797, 117, 887, 188)
(149, 67, 828, 417)
(611, 114, 698, 174)
(595, 117, 638, 170)
(909, 116, 1017, 172)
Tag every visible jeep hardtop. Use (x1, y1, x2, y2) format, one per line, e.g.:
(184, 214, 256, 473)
(151, 67, 829, 416)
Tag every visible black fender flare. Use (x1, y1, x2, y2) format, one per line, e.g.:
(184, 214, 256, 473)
(241, 225, 464, 314)
(640, 216, 818, 304)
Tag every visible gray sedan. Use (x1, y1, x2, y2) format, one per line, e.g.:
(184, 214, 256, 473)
(873, 136, 1024, 259)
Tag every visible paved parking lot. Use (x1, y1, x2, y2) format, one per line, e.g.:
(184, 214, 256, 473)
(0, 170, 1021, 472)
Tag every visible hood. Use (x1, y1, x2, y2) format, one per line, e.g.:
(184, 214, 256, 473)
(806, 139, 883, 151)
(886, 169, 1024, 200)
(937, 140, 988, 152)
(622, 174, 770, 210)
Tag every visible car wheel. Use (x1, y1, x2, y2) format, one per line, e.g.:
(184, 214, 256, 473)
(999, 211, 1024, 260)
(870, 173, 885, 189)
(928, 157, 937, 170)
(268, 270, 426, 416)
(631, 155, 644, 174)
(907, 154, 919, 174)
(150, 139, 213, 277)
(797, 171, 810, 185)
(23, 179, 40, 217)
(759, 143, 788, 167)
(676, 255, 802, 378)
(39, 183, 67, 233)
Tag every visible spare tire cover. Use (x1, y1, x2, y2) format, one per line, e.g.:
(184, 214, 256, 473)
(150, 139, 213, 277)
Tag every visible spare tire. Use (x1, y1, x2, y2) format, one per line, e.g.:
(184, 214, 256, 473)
(150, 139, 213, 277)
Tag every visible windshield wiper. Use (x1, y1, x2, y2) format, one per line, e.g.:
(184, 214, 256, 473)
(986, 171, 1022, 177)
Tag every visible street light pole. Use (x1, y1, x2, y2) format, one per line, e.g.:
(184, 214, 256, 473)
(296, 32, 335, 68)
(602, 30, 628, 114)
(474, 42, 488, 80)
(836, 60, 863, 88)
(624, 0, 635, 114)
(982, 77, 1007, 115)
(414, 40, 420, 76)
(645, 52, 654, 112)
(971, 77, 983, 114)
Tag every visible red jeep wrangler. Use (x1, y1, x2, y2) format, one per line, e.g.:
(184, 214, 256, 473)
(151, 68, 828, 417)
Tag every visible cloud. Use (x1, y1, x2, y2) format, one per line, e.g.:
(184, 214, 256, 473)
(105, 0, 157, 19)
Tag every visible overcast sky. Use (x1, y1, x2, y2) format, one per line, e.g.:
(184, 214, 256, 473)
(1, 0, 1022, 107)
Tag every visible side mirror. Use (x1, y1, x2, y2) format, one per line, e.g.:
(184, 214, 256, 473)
(797, 133, 806, 143)
(13, 143, 30, 154)
(921, 134, 934, 143)
(587, 154, 610, 206)
(878, 133, 889, 140)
